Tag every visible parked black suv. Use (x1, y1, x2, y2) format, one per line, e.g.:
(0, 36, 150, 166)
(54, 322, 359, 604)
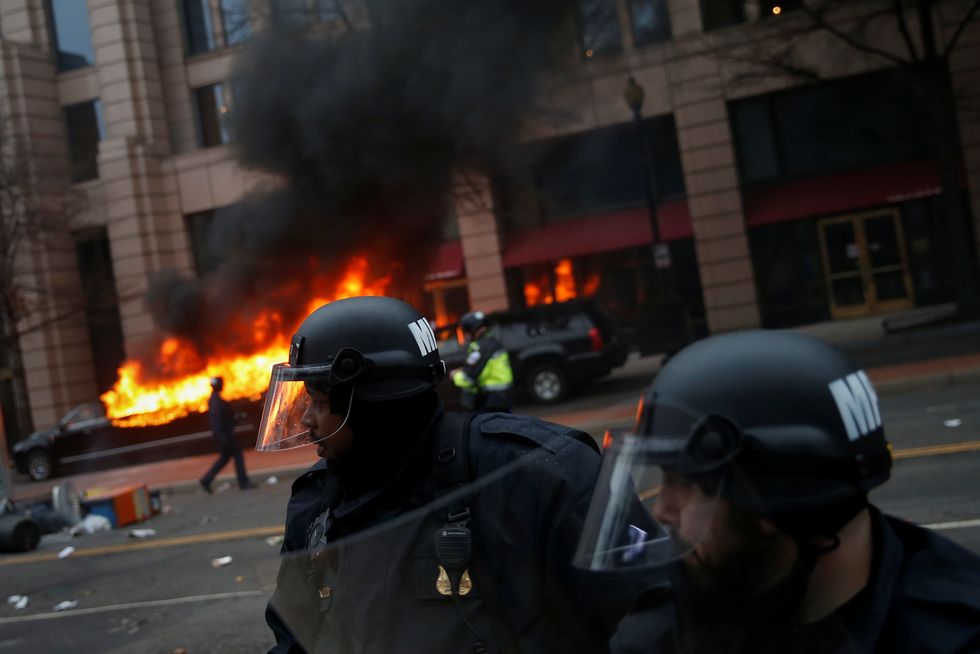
(436, 300, 629, 404)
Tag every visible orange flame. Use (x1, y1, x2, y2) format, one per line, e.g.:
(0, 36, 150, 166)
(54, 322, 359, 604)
(101, 255, 391, 428)
(522, 259, 600, 307)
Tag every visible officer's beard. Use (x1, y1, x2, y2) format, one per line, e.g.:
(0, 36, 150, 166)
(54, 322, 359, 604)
(671, 509, 846, 654)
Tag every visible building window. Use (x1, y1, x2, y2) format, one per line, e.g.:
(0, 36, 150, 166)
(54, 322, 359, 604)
(74, 228, 126, 392)
(182, 0, 216, 55)
(729, 69, 932, 184)
(515, 115, 685, 223)
(700, 0, 745, 31)
(64, 100, 104, 182)
(759, 0, 804, 19)
(46, 0, 95, 72)
(220, 0, 252, 45)
(578, 0, 622, 58)
(628, 0, 671, 47)
(271, 0, 310, 27)
(185, 210, 222, 277)
(193, 83, 230, 148)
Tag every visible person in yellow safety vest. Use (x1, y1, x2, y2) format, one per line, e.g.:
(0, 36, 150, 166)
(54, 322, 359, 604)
(452, 311, 514, 412)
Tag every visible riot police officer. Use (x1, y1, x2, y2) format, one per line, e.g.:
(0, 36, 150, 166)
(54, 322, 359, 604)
(452, 310, 514, 412)
(576, 331, 980, 653)
(259, 297, 632, 653)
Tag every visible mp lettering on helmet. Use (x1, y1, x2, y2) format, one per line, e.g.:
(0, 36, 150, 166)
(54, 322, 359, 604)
(828, 370, 881, 441)
(408, 318, 437, 356)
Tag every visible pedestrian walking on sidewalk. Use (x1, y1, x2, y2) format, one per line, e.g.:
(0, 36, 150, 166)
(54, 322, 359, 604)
(200, 376, 252, 492)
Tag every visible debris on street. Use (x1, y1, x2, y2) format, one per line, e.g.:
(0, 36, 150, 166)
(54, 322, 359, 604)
(128, 528, 157, 539)
(266, 476, 279, 485)
(57, 546, 76, 559)
(7, 595, 29, 610)
(211, 555, 233, 568)
(943, 419, 963, 428)
(53, 600, 79, 611)
(266, 535, 284, 547)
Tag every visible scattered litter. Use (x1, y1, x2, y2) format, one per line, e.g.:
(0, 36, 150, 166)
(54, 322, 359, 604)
(943, 419, 963, 428)
(128, 528, 157, 539)
(162, 505, 174, 515)
(53, 600, 79, 611)
(235, 576, 245, 583)
(199, 515, 217, 525)
(265, 476, 279, 485)
(266, 535, 284, 547)
(216, 482, 231, 493)
(7, 595, 28, 609)
(57, 546, 76, 559)
(211, 555, 233, 568)
(70, 514, 111, 537)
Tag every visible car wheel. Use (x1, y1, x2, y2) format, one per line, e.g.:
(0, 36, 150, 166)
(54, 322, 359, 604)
(527, 364, 568, 404)
(26, 449, 53, 481)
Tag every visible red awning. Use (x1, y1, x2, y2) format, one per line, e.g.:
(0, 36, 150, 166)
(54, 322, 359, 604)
(425, 240, 464, 281)
(743, 160, 944, 227)
(502, 200, 691, 268)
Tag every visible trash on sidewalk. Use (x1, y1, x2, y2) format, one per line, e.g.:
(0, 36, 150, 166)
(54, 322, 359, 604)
(161, 505, 174, 515)
(211, 555, 233, 568)
(943, 418, 963, 428)
(82, 485, 153, 528)
(266, 535, 284, 547)
(216, 482, 231, 493)
(7, 595, 29, 610)
(265, 476, 278, 485)
(57, 546, 76, 559)
(70, 514, 112, 537)
(128, 528, 157, 539)
(53, 600, 79, 611)
(235, 576, 245, 583)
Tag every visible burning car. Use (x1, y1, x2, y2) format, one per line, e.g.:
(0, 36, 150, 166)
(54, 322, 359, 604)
(11, 400, 260, 482)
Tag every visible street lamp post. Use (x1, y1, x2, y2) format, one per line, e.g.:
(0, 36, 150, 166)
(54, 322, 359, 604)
(623, 76, 671, 284)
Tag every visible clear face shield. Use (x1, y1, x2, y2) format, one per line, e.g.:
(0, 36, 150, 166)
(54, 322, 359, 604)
(574, 401, 743, 572)
(255, 359, 359, 452)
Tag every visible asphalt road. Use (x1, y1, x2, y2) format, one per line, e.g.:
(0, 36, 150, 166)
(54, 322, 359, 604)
(1, 375, 978, 653)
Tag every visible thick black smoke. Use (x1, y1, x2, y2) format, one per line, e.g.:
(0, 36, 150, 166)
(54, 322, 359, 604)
(145, 0, 572, 363)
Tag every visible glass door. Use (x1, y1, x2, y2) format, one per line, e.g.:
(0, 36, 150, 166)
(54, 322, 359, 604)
(818, 210, 914, 318)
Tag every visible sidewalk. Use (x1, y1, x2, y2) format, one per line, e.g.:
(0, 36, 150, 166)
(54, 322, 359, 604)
(14, 306, 980, 501)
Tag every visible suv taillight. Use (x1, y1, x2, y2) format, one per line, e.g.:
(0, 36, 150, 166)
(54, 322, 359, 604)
(588, 327, 603, 352)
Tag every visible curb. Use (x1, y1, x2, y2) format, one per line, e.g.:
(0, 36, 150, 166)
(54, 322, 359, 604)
(871, 366, 980, 396)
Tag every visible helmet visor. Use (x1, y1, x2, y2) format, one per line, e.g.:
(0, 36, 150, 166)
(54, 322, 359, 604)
(574, 402, 734, 572)
(255, 363, 332, 451)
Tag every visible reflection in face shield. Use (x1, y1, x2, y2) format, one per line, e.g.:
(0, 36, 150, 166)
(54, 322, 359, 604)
(255, 360, 356, 453)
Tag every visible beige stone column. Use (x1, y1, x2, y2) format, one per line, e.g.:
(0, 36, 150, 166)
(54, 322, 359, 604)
(0, 41, 98, 427)
(669, 55, 761, 332)
(90, 0, 189, 349)
(946, 10, 980, 264)
(454, 173, 509, 313)
(0, 1, 53, 47)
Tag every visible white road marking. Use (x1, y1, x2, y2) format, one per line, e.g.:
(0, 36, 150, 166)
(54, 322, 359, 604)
(0, 591, 265, 625)
(922, 517, 980, 531)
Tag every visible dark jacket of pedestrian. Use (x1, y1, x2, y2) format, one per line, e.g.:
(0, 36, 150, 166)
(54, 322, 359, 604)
(266, 406, 637, 654)
(209, 388, 236, 449)
(611, 507, 980, 654)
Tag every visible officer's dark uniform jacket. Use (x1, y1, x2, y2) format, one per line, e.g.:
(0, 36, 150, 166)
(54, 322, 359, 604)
(610, 507, 980, 654)
(266, 406, 630, 654)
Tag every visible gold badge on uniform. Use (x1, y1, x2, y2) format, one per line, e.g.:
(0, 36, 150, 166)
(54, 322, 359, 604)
(436, 565, 472, 596)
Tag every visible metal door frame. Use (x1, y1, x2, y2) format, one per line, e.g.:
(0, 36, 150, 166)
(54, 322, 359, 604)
(817, 208, 915, 319)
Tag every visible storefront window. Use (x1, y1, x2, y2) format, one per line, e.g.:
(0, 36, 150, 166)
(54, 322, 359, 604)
(629, 0, 671, 47)
(182, 0, 216, 55)
(578, 0, 622, 58)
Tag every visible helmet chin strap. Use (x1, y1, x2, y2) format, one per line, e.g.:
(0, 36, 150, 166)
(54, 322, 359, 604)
(308, 381, 356, 446)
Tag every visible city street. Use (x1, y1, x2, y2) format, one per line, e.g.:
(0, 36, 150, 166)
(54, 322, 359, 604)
(1, 366, 979, 653)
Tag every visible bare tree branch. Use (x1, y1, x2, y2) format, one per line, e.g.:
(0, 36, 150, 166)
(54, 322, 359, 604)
(891, 0, 921, 60)
(800, 1, 911, 66)
(942, 0, 980, 58)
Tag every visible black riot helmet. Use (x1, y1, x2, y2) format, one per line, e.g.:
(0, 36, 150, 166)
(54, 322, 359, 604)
(576, 330, 892, 572)
(459, 311, 487, 336)
(255, 296, 446, 451)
